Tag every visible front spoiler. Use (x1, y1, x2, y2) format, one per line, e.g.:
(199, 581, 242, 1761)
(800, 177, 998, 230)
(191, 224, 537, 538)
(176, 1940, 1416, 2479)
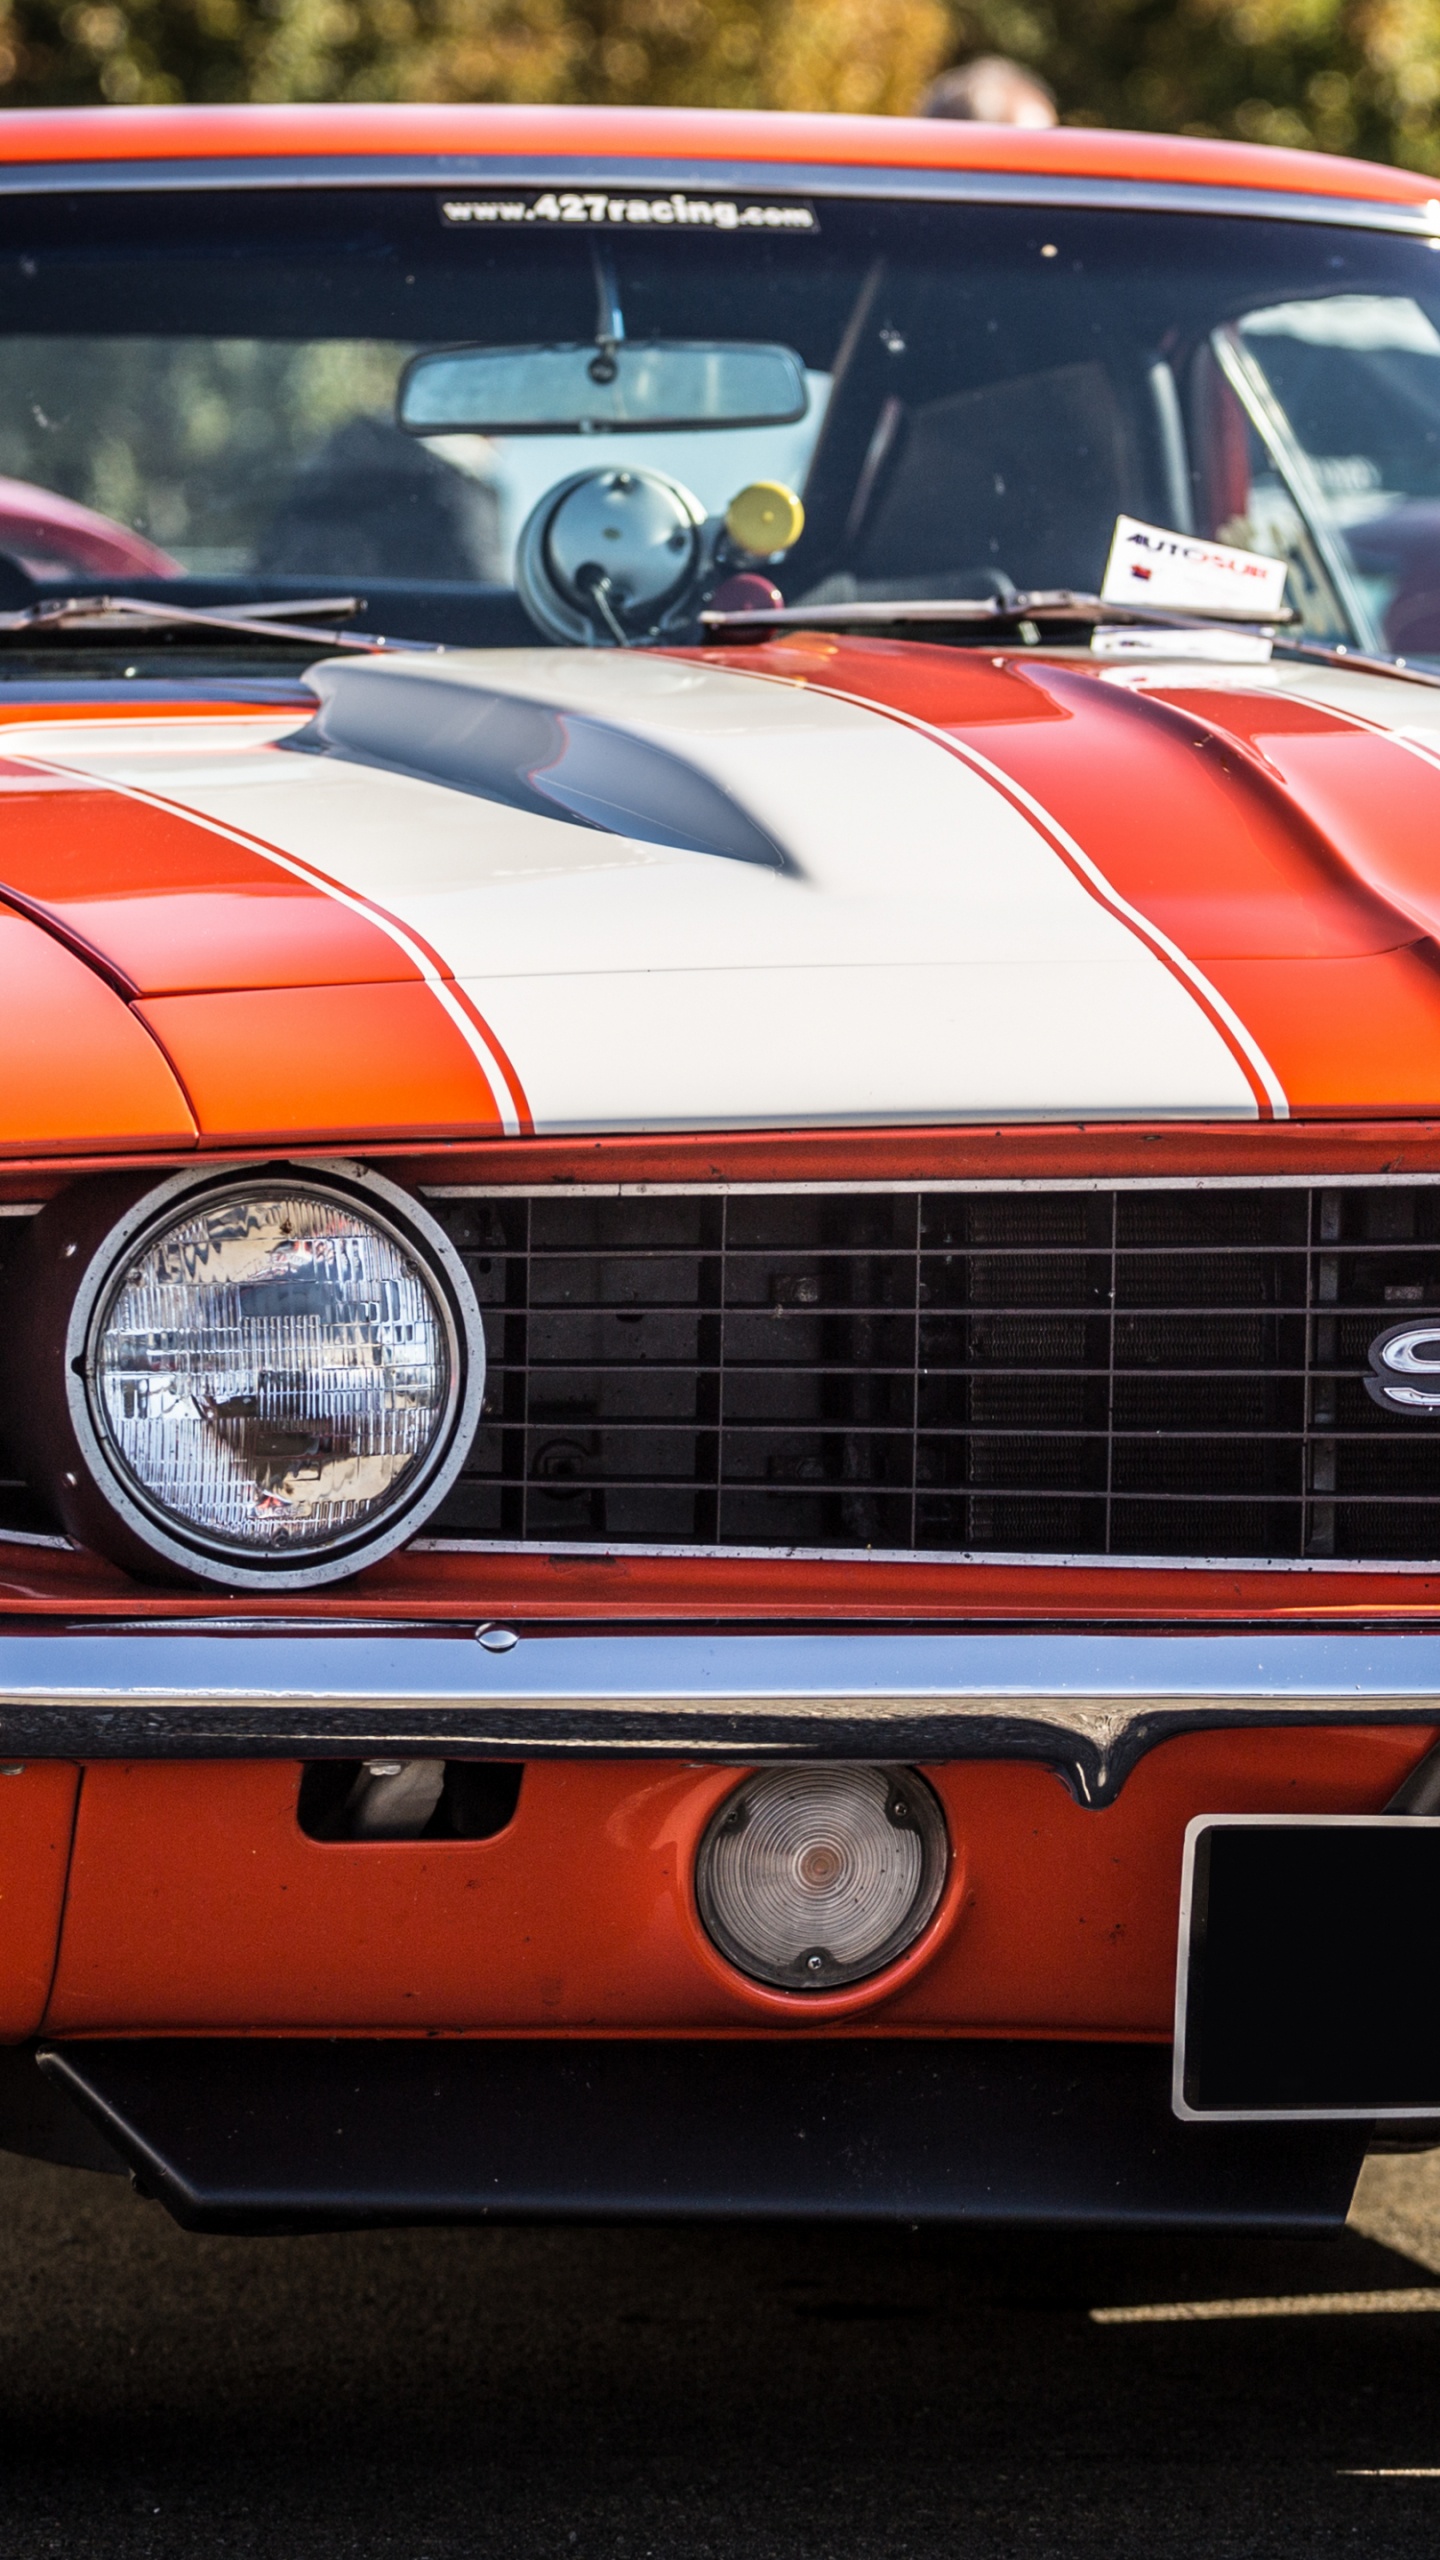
(0, 1623, 1439, 1803)
(33, 2036, 1367, 2233)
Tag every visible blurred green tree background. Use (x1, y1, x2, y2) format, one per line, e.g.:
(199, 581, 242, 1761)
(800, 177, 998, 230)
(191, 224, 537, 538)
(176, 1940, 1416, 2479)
(7, 0, 1440, 176)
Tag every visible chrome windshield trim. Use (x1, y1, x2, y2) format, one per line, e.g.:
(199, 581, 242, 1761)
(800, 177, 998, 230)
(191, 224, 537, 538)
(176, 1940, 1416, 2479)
(2, 1624, 1440, 1803)
(0, 157, 1431, 236)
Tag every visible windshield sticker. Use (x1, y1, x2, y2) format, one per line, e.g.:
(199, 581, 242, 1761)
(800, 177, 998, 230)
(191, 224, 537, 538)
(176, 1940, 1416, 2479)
(441, 192, 818, 235)
(1101, 514, 1288, 616)
(1091, 626, 1275, 663)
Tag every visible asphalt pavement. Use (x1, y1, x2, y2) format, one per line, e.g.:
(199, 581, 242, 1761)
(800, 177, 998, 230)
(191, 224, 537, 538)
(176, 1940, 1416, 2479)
(3, 2143, 1440, 2557)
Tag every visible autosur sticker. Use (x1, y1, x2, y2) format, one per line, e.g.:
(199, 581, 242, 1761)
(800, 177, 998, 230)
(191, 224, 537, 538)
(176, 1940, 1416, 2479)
(441, 191, 819, 234)
(1101, 514, 1288, 616)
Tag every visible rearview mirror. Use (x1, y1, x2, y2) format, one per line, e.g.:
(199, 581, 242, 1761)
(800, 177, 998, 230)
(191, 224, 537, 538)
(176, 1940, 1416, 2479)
(398, 341, 809, 436)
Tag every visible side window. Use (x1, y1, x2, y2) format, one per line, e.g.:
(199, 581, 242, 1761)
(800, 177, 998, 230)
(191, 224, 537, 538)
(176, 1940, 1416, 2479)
(1193, 295, 1440, 650)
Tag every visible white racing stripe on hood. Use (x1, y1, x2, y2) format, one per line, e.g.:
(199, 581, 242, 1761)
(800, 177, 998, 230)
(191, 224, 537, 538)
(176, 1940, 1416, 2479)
(1, 652, 1260, 1132)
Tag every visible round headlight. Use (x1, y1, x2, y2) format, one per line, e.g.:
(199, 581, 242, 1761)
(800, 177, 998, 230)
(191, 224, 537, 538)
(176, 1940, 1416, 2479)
(61, 1170, 483, 1587)
(696, 1765, 948, 1992)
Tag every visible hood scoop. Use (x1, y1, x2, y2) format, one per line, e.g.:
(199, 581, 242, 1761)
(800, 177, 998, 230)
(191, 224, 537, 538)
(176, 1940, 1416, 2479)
(293, 661, 789, 871)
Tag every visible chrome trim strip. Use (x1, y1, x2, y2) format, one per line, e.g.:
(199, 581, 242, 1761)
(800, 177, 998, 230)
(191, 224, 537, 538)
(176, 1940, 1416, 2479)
(411, 1535, 1440, 1577)
(424, 1175, 1440, 1198)
(0, 157, 1430, 234)
(2, 1625, 1439, 1803)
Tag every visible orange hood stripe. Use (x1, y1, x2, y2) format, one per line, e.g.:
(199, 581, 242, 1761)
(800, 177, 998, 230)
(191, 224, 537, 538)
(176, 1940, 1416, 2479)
(0, 747, 533, 1140)
(0, 899, 194, 1154)
(1120, 679, 1440, 1115)
(704, 639, 1440, 1118)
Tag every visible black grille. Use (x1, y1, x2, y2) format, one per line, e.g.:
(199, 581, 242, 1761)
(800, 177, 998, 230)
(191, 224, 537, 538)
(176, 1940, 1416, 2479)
(426, 1184, 1440, 1563)
(0, 1211, 58, 1539)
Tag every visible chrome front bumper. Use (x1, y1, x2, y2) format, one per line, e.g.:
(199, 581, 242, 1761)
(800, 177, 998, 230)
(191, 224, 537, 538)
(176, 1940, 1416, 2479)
(2, 1624, 1440, 1803)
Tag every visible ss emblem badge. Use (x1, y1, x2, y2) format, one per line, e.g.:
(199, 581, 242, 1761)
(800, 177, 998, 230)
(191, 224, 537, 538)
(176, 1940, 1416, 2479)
(1366, 1322, 1440, 1414)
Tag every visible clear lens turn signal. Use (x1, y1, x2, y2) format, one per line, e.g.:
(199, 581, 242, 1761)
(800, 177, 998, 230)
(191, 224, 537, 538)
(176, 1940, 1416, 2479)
(695, 1764, 948, 1992)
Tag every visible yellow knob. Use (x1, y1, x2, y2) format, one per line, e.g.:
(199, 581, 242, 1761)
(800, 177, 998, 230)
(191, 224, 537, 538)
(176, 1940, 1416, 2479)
(724, 480, 805, 558)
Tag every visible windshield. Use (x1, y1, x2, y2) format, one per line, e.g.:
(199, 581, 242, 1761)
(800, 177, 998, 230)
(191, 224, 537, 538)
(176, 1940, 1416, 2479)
(4, 187, 1440, 653)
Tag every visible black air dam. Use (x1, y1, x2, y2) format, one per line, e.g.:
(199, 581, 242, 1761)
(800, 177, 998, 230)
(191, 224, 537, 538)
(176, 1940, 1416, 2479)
(35, 2038, 1366, 2233)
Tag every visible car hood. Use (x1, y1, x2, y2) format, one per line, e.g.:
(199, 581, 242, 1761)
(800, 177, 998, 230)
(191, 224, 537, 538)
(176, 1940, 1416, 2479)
(4, 636, 1440, 1148)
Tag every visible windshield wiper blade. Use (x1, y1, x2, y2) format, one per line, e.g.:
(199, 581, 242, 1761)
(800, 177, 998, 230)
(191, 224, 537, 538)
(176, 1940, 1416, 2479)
(701, 587, 1440, 694)
(703, 588, 1287, 634)
(0, 595, 440, 653)
(201, 596, 361, 625)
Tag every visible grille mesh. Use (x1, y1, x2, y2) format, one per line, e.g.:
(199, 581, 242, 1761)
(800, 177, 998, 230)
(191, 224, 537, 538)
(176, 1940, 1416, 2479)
(426, 1185, 1440, 1563)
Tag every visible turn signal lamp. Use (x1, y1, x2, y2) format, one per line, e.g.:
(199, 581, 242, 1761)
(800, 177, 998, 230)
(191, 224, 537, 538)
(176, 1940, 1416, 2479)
(696, 1764, 947, 1991)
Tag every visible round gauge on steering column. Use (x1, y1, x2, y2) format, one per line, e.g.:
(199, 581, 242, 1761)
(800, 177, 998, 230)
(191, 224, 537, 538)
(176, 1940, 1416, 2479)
(516, 467, 709, 644)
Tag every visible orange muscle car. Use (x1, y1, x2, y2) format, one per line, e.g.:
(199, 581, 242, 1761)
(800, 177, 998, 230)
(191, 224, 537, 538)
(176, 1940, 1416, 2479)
(0, 101, 1435, 2225)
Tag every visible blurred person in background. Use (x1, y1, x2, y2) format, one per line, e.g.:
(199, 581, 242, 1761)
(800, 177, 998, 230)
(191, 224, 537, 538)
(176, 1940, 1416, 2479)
(919, 56, 1059, 125)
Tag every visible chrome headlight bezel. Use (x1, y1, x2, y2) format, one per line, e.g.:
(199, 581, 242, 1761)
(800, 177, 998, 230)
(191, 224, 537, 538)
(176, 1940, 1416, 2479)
(59, 1163, 485, 1590)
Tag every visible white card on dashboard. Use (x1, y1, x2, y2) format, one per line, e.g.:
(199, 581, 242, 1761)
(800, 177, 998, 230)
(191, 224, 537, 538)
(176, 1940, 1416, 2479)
(1100, 514, 1289, 616)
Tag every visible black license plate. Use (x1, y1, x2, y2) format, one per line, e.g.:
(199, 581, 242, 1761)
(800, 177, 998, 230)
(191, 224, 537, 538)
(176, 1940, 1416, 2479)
(1176, 1816, 1440, 2121)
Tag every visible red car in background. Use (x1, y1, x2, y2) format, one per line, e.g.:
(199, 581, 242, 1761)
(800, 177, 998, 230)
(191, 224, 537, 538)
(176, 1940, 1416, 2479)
(0, 479, 176, 581)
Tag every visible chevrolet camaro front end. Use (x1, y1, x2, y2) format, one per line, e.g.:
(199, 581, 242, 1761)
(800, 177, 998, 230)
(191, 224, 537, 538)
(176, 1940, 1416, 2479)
(0, 102, 1436, 2226)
